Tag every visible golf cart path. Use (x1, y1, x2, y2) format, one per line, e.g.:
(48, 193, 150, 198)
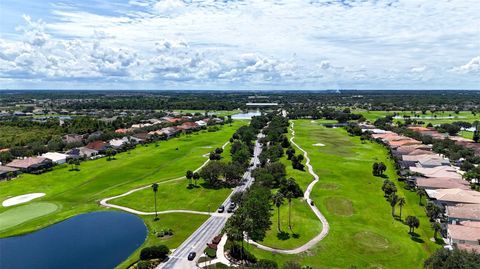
(99, 141, 230, 215)
(248, 121, 330, 254)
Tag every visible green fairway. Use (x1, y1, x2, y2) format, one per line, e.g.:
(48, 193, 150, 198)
(111, 179, 232, 213)
(0, 121, 245, 237)
(248, 120, 439, 269)
(354, 110, 480, 125)
(0, 202, 59, 232)
(116, 213, 209, 269)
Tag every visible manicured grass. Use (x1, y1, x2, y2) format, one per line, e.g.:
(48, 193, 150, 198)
(254, 127, 322, 249)
(248, 120, 439, 269)
(354, 110, 480, 125)
(0, 121, 245, 237)
(116, 213, 209, 269)
(260, 198, 321, 250)
(0, 202, 59, 232)
(111, 179, 232, 213)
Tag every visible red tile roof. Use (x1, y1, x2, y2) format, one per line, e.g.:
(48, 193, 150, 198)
(85, 140, 108, 151)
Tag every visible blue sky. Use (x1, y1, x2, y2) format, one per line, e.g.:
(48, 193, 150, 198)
(0, 0, 479, 90)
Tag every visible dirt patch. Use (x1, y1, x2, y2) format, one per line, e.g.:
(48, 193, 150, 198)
(325, 197, 354, 216)
(353, 231, 390, 251)
(317, 183, 339, 190)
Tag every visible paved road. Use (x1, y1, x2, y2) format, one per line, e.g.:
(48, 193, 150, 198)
(247, 121, 330, 254)
(158, 133, 264, 269)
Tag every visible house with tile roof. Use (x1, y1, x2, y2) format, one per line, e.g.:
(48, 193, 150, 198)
(426, 188, 480, 206)
(446, 204, 480, 224)
(415, 177, 470, 190)
(6, 157, 53, 173)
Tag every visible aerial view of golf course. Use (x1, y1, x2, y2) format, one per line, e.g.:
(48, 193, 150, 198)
(1, 0, 480, 267)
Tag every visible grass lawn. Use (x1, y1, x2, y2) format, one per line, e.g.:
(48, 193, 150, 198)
(111, 179, 232, 213)
(459, 130, 474, 140)
(248, 120, 439, 269)
(0, 121, 245, 237)
(116, 213, 209, 269)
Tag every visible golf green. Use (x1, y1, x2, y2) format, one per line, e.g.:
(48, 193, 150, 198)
(0, 202, 59, 232)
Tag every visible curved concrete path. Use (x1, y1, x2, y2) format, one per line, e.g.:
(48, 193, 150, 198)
(248, 121, 330, 254)
(100, 141, 230, 215)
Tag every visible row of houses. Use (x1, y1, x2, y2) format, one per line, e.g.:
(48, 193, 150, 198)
(114, 116, 221, 135)
(408, 126, 480, 156)
(0, 135, 145, 179)
(365, 126, 480, 253)
(1, 117, 224, 179)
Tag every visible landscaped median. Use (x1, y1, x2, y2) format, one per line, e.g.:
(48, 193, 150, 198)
(247, 120, 439, 269)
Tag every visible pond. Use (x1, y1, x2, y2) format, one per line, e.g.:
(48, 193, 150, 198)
(231, 110, 261, 120)
(0, 211, 147, 269)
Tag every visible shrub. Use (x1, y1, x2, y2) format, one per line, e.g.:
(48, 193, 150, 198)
(255, 259, 278, 269)
(205, 247, 216, 258)
(283, 261, 302, 269)
(139, 245, 170, 260)
(136, 260, 151, 269)
(229, 243, 257, 263)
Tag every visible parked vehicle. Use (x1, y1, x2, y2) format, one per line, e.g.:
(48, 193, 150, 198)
(227, 202, 236, 213)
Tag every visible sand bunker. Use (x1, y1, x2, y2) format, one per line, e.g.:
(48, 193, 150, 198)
(313, 143, 325, 147)
(2, 193, 46, 207)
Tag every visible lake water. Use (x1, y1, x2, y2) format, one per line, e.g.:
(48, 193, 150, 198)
(0, 211, 147, 269)
(231, 110, 261, 120)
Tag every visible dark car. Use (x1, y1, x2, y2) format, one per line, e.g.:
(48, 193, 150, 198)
(218, 205, 225, 213)
(187, 251, 196, 261)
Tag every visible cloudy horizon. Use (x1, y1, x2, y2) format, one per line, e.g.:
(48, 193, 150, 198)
(0, 0, 479, 90)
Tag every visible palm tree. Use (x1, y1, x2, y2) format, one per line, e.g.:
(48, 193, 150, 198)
(398, 197, 406, 220)
(272, 192, 284, 232)
(285, 191, 294, 230)
(431, 222, 442, 239)
(186, 170, 193, 186)
(406, 215, 420, 234)
(416, 189, 426, 205)
(152, 183, 159, 220)
(389, 193, 398, 216)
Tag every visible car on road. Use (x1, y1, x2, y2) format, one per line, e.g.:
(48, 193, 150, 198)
(218, 205, 225, 213)
(187, 251, 196, 261)
(227, 202, 236, 213)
